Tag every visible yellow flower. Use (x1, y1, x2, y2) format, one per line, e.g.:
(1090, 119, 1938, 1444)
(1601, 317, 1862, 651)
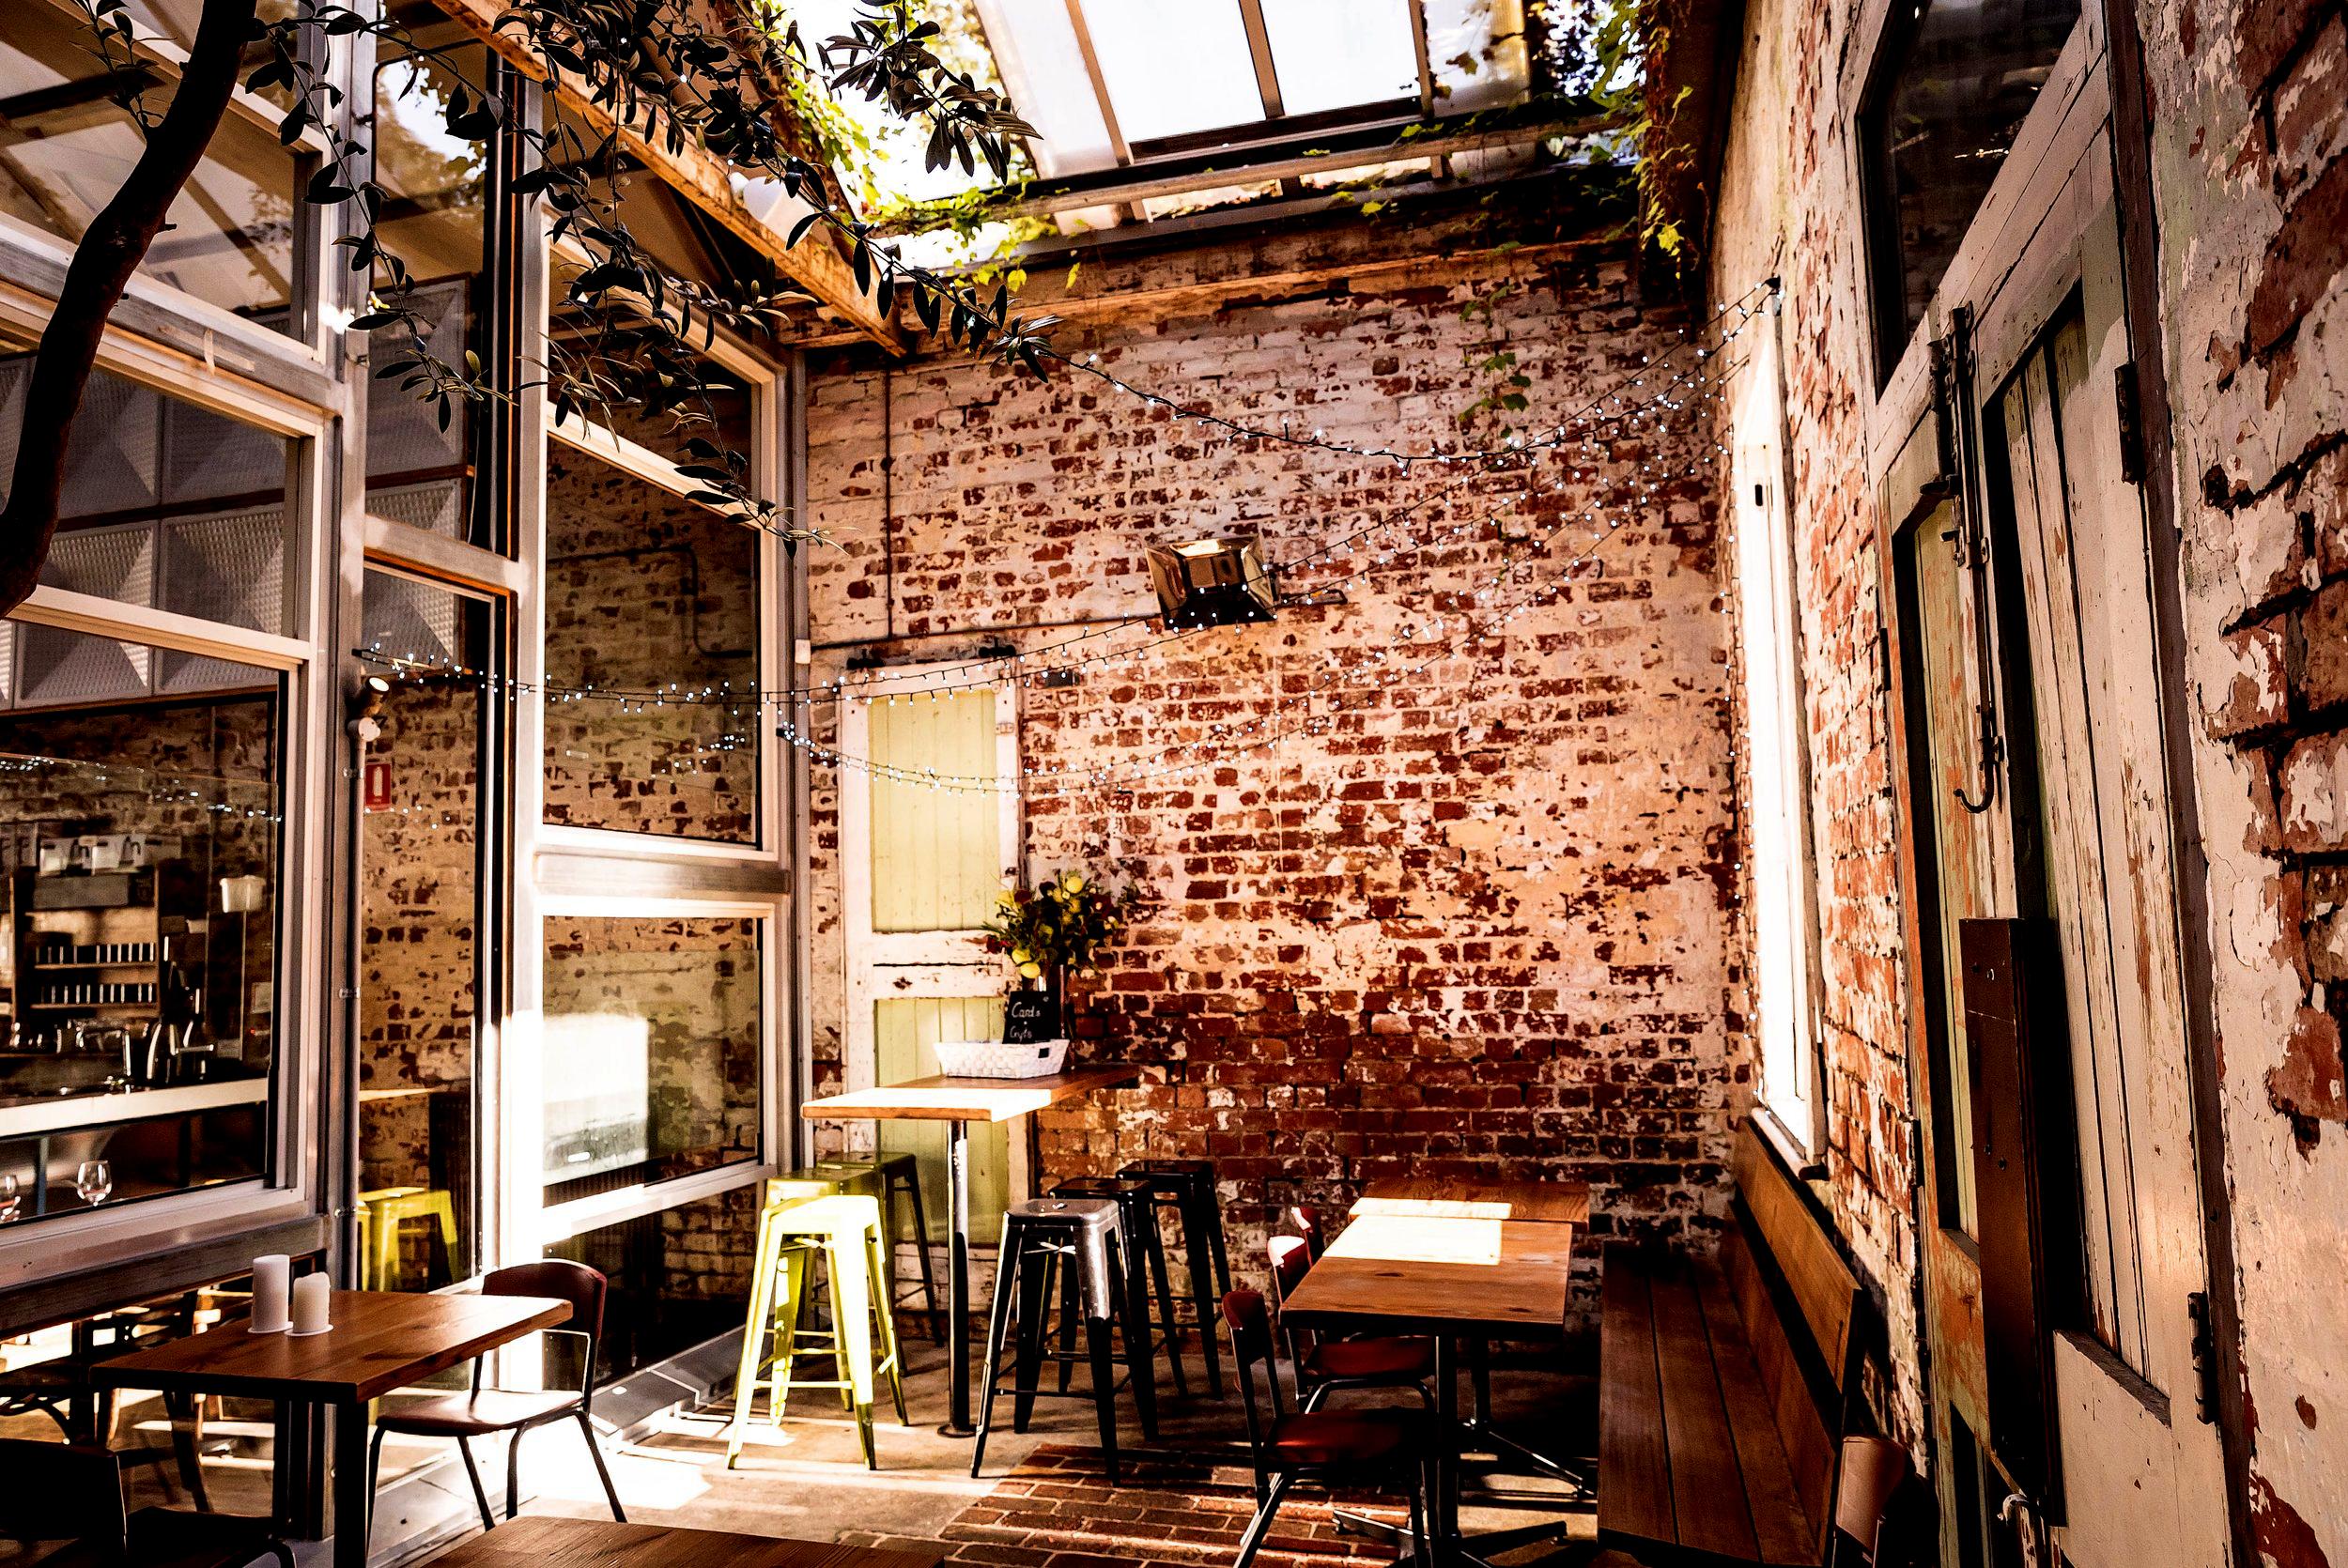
(1018, 961, 1043, 979)
(996, 888, 1017, 907)
(1063, 872, 1086, 893)
(1011, 946, 1031, 964)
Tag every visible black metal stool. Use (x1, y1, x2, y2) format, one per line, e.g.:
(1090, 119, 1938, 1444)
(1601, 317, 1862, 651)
(1120, 1158, 1229, 1395)
(812, 1153, 945, 1344)
(973, 1197, 1155, 1484)
(1052, 1176, 1188, 1398)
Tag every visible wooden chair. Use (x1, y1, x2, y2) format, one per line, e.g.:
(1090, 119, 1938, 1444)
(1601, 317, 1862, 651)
(1598, 1117, 1874, 1566)
(1286, 1204, 1329, 1262)
(1264, 1237, 1434, 1411)
(1221, 1290, 1430, 1568)
(0, 1298, 215, 1510)
(364, 1260, 626, 1539)
(0, 1438, 289, 1568)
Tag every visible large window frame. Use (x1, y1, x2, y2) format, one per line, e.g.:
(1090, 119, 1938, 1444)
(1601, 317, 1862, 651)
(1727, 306, 1828, 1160)
(0, 246, 340, 1292)
(506, 206, 796, 1284)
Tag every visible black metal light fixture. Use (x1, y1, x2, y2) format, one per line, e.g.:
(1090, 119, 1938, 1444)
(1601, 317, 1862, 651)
(1147, 535, 1277, 629)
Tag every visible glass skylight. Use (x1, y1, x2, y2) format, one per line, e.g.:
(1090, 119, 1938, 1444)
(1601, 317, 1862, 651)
(1079, 0, 1263, 145)
(1259, 0, 1420, 118)
(971, 0, 1119, 176)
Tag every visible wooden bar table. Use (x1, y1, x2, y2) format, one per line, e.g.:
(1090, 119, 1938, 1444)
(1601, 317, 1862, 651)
(1350, 1176, 1589, 1227)
(92, 1288, 570, 1568)
(801, 1062, 1138, 1437)
(423, 1514, 938, 1568)
(1279, 1210, 1579, 1568)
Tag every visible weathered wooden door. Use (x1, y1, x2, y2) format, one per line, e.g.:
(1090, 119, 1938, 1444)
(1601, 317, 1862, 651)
(1968, 167, 2232, 1568)
(1892, 129, 2230, 1564)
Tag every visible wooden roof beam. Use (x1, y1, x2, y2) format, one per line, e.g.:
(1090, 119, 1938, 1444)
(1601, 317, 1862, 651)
(422, 0, 904, 352)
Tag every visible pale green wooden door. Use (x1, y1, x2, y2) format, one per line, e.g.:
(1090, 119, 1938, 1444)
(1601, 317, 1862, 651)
(874, 995, 1010, 1244)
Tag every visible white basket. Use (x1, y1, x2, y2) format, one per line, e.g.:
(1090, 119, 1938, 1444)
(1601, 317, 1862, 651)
(934, 1038, 1071, 1079)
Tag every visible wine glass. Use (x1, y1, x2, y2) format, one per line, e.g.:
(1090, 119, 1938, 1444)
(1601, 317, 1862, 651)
(0, 1173, 19, 1223)
(74, 1160, 113, 1207)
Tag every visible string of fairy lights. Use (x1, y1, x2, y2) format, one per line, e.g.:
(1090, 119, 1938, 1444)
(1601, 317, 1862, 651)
(342, 280, 1773, 813)
(355, 284, 1766, 710)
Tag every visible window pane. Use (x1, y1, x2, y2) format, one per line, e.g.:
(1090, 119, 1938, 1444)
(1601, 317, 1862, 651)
(540, 914, 762, 1203)
(366, 28, 492, 541)
(1862, 0, 2079, 370)
(868, 689, 1003, 932)
(547, 1184, 758, 1383)
(543, 445, 762, 842)
(358, 574, 491, 1291)
(1259, 0, 1418, 117)
(0, 331, 294, 642)
(0, 0, 301, 329)
(1080, 0, 1263, 144)
(0, 635, 283, 1228)
(548, 256, 757, 470)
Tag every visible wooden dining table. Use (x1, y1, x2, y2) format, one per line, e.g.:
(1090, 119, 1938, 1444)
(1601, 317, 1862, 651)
(422, 1514, 939, 1568)
(801, 1061, 1138, 1437)
(91, 1288, 570, 1568)
(1350, 1176, 1590, 1228)
(1279, 1200, 1583, 1567)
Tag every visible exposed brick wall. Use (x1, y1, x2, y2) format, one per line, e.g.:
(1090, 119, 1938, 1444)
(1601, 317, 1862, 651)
(1703, 0, 1928, 1450)
(2148, 0, 2348, 1556)
(802, 230, 1742, 1328)
(542, 443, 761, 843)
(358, 677, 478, 1275)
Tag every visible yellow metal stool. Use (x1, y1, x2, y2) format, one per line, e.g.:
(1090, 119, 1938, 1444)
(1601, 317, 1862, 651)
(727, 1192, 908, 1470)
(357, 1187, 459, 1289)
(811, 1153, 942, 1344)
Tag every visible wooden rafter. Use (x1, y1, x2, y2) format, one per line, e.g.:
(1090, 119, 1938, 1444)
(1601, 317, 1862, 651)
(422, 0, 902, 352)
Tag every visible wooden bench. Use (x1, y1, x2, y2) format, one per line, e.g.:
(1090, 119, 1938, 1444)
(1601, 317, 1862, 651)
(1598, 1118, 1868, 1566)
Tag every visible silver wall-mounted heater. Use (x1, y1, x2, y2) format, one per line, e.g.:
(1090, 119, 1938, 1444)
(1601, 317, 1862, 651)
(1147, 535, 1278, 629)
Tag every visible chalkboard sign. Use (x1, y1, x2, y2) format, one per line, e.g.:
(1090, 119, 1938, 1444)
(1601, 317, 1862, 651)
(1003, 987, 1060, 1044)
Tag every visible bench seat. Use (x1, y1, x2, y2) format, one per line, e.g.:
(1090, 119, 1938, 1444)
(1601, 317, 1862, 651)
(1598, 1120, 1866, 1567)
(1599, 1246, 1824, 1565)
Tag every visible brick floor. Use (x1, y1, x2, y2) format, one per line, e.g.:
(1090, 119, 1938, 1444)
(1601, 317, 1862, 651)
(839, 1443, 1423, 1567)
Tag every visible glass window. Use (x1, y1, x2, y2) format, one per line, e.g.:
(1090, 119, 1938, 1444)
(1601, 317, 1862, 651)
(0, 0, 304, 330)
(357, 573, 491, 1290)
(1860, 0, 2080, 378)
(547, 1183, 758, 1383)
(0, 330, 295, 646)
(539, 914, 762, 1205)
(542, 445, 763, 842)
(366, 29, 492, 545)
(1259, 0, 1419, 118)
(0, 635, 283, 1229)
(1079, 0, 1263, 145)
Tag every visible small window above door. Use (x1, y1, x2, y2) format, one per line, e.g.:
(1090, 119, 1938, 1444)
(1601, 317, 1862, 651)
(1858, 0, 2081, 385)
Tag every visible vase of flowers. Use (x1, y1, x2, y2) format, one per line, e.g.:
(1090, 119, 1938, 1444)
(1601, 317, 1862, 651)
(981, 869, 1135, 1038)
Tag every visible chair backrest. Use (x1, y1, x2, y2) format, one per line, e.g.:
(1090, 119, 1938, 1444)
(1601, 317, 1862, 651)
(1265, 1236, 1318, 1367)
(1834, 1435, 1916, 1564)
(1288, 1204, 1328, 1261)
(1723, 1117, 1866, 1562)
(1220, 1288, 1286, 1464)
(487, 1259, 608, 1393)
(0, 1439, 128, 1549)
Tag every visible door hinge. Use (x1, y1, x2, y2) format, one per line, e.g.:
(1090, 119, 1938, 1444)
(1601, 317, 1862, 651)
(2186, 1289, 2218, 1423)
(2114, 361, 2146, 484)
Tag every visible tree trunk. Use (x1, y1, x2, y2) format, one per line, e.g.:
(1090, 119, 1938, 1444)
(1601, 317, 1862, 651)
(0, 0, 261, 614)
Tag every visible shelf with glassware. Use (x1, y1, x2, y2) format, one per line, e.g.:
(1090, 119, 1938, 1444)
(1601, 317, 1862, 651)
(0, 835, 271, 1148)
